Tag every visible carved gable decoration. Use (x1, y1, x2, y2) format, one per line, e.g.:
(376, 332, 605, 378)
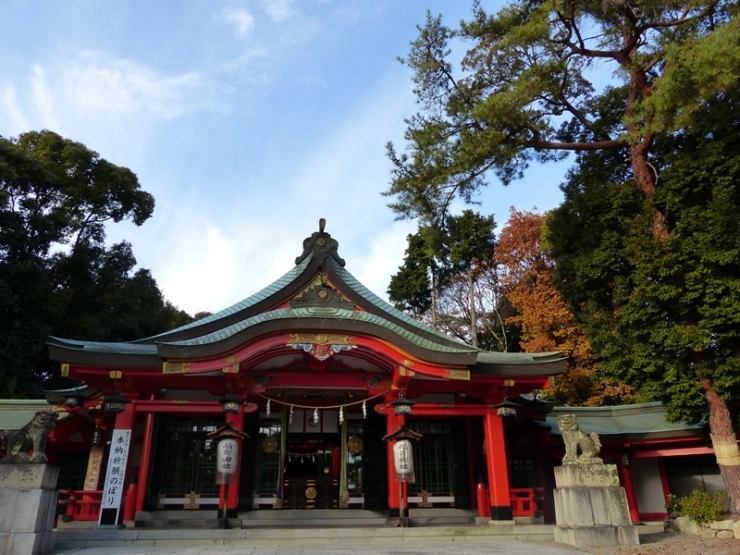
(286, 333, 357, 362)
(295, 218, 346, 268)
(290, 274, 354, 309)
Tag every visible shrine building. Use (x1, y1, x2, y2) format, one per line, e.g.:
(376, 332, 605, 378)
(23, 221, 720, 527)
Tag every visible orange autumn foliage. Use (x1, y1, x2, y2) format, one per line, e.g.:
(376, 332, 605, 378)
(497, 208, 635, 406)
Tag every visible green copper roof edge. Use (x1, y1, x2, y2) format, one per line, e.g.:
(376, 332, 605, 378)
(48, 336, 157, 355)
(329, 258, 475, 350)
(550, 401, 665, 414)
(158, 307, 477, 355)
(143, 255, 315, 339)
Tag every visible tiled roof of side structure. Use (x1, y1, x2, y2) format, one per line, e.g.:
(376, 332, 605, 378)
(330, 258, 475, 350)
(158, 306, 477, 355)
(141, 255, 314, 340)
(546, 402, 702, 436)
(48, 337, 158, 355)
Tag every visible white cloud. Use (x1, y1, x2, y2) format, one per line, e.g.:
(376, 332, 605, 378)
(261, 0, 296, 22)
(59, 53, 212, 120)
(29, 65, 60, 131)
(2, 84, 29, 134)
(220, 7, 256, 37)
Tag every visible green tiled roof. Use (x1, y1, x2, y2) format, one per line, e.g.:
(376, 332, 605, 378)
(48, 337, 157, 356)
(546, 402, 701, 436)
(0, 399, 54, 431)
(159, 306, 477, 355)
(476, 351, 564, 365)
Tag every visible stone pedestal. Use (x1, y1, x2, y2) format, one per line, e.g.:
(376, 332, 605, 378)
(0, 464, 59, 555)
(553, 464, 639, 548)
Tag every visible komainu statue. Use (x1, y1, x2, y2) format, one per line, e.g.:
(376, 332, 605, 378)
(0, 411, 58, 464)
(557, 414, 603, 465)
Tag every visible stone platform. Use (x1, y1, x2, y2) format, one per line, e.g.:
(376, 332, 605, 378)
(0, 464, 59, 555)
(553, 464, 639, 548)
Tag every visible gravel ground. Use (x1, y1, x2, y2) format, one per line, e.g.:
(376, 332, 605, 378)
(567, 529, 740, 555)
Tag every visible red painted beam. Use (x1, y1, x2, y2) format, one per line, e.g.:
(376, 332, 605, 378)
(631, 446, 714, 458)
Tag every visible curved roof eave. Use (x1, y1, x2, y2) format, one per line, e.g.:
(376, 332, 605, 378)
(155, 306, 479, 366)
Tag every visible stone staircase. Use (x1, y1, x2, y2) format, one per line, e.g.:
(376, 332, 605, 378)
(52, 523, 557, 552)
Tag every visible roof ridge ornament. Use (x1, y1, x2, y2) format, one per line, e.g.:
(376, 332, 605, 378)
(295, 218, 346, 268)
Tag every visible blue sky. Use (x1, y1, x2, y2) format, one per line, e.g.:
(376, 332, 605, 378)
(1, 0, 569, 315)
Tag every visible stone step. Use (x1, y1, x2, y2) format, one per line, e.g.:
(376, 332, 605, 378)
(52, 524, 557, 551)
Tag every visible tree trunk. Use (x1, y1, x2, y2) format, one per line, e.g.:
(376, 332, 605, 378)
(468, 270, 478, 348)
(703, 380, 740, 515)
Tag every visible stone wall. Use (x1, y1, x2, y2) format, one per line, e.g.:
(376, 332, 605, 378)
(669, 516, 740, 539)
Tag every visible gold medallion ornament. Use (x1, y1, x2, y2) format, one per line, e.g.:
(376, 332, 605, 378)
(305, 486, 318, 500)
(261, 436, 278, 454)
(347, 436, 363, 454)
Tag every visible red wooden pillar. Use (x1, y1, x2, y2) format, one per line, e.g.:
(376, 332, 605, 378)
(135, 403, 157, 513)
(385, 411, 404, 510)
(617, 456, 640, 523)
(226, 407, 244, 511)
(483, 409, 512, 521)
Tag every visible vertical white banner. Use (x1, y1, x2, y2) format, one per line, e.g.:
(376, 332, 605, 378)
(99, 429, 132, 525)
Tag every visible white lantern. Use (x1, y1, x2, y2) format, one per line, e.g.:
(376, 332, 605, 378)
(217, 438, 239, 483)
(393, 439, 415, 483)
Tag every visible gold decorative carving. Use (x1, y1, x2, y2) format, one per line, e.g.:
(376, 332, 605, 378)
(183, 491, 200, 509)
(402, 359, 414, 368)
(347, 436, 363, 454)
(163, 362, 192, 374)
(419, 489, 434, 507)
(109, 370, 123, 379)
(305, 486, 318, 500)
(444, 369, 470, 381)
(289, 333, 354, 346)
(222, 364, 239, 374)
(262, 436, 278, 454)
(60, 363, 70, 377)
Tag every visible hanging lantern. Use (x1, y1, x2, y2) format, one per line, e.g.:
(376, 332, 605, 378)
(64, 393, 83, 408)
(219, 394, 242, 414)
(389, 392, 416, 416)
(104, 392, 130, 413)
(91, 425, 104, 446)
(492, 396, 520, 418)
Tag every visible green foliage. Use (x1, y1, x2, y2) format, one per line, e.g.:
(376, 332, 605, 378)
(0, 130, 191, 397)
(666, 490, 727, 524)
(546, 87, 740, 424)
(385, 1, 738, 224)
(388, 210, 498, 346)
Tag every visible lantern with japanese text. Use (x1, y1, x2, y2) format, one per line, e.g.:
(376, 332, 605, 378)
(216, 437, 238, 484)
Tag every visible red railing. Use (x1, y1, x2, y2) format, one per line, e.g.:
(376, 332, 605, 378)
(58, 489, 102, 521)
(509, 488, 538, 517)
